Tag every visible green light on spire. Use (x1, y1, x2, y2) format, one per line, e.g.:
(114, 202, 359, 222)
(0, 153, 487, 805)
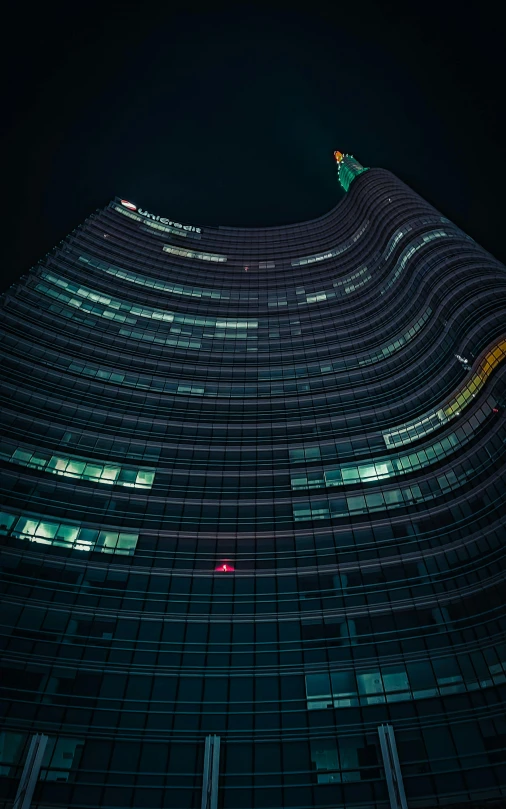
(334, 152, 369, 192)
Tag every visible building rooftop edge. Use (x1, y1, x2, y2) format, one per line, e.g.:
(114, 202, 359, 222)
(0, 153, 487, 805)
(112, 165, 384, 235)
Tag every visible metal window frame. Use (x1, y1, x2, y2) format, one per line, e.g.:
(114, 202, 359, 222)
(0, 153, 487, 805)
(201, 734, 220, 809)
(13, 733, 49, 809)
(378, 724, 408, 809)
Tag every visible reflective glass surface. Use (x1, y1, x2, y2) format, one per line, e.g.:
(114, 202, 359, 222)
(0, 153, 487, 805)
(1, 167, 506, 808)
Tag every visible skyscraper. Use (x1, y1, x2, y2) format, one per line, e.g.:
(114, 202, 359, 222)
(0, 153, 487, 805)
(1, 152, 506, 809)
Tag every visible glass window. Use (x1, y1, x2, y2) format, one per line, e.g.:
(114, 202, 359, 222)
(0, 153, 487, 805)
(1, 510, 137, 556)
(305, 673, 332, 710)
(331, 671, 359, 707)
(41, 737, 84, 782)
(357, 671, 385, 704)
(0, 731, 26, 776)
(310, 739, 340, 784)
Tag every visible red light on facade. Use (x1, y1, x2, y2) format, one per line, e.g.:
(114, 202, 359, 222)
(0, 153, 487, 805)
(120, 200, 137, 211)
(493, 407, 499, 413)
(215, 562, 235, 572)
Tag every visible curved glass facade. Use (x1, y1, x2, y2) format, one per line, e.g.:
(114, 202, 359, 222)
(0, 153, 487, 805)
(1, 158, 506, 809)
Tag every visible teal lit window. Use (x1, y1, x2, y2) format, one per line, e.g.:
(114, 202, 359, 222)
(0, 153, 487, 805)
(0, 510, 138, 555)
(0, 442, 155, 489)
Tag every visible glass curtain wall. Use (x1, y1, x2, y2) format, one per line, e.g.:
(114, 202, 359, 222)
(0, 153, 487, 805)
(1, 159, 506, 808)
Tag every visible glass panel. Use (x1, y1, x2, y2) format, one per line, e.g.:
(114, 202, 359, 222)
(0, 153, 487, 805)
(12, 449, 33, 463)
(382, 667, 410, 697)
(65, 460, 86, 476)
(0, 731, 26, 776)
(48, 457, 69, 472)
(84, 464, 103, 480)
(135, 470, 155, 487)
(357, 671, 385, 704)
(42, 738, 84, 782)
(331, 671, 359, 707)
(97, 532, 119, 554)
(101, 466, 120, 482)
(54, 525, 80, 545)
(310, 740, 340, 784)
(116, 533, 138, 555)
(0, 512, 16, 531)
(305, 673, 332, 709)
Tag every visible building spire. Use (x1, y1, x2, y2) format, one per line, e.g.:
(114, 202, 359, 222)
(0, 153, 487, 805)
(334, 150, 368, 192)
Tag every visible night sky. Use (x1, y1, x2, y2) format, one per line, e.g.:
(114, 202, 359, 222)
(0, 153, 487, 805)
(2, 2, 505, 292)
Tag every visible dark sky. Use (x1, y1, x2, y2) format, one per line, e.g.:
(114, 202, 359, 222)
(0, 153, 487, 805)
(2, 2, 505, 291)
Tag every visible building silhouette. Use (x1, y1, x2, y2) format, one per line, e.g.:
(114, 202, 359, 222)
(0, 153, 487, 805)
(1, 153, 506, 808)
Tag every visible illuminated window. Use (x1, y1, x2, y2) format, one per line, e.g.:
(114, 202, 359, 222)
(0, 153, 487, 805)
(291, 221, 369, 267)
(0, 442, 155, 488)
(37, 272, 257, 338)
(80, 254, 229, 299)
(163, 244, 227, 262)
(0, 510, 138, 555)
(384, 336, 506, 447)
(380, 230, 450, 295)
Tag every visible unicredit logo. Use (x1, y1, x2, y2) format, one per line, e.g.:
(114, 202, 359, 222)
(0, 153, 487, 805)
(120, 199, 201, 233)
(137, 208, 202, 234)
